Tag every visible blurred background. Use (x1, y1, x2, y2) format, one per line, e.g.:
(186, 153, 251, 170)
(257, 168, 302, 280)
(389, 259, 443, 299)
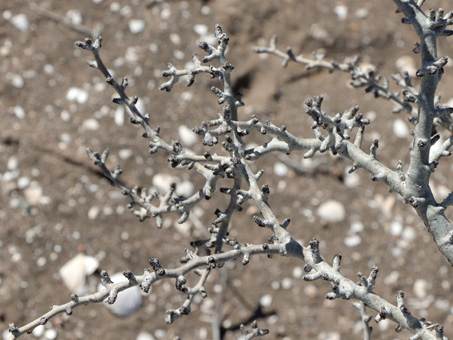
(1, 1, 453, 339)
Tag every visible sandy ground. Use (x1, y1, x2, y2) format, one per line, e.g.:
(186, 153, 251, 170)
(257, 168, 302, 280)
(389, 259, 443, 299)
(1, 1, 453, 339)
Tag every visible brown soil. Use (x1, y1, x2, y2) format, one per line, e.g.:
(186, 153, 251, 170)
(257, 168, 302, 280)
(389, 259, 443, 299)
(1, 1, 453, 340)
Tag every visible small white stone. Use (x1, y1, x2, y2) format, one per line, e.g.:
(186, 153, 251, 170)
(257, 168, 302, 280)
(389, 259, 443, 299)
(36, 256, 46, 267)
(101, 272, 143, 317)
(390, 220, 403, 236)
(344, 234, 361, 247)
(160, 7, 171, 20)
(193, 24, 208, 36)
(137, 331, 155, 340)
(180, 91, 193, 102)
(110, 2, 120, 12)
(176, 180, 194, 197)
(17, 176, 30, 189)
(13, 105, 25, 119)
(317, 200, 346, 223)
(292, 266, 303, 279)
(355, 8, 369, 19)
(178, 125, 198, 146)
(2, 171, 17, 182)
(66, 87, 89, 104)
(114, 106, 124, 126)
(88, 206, 100, 220)
(259, 294, 273, 307)
(173, 50, 185, 60)
(334, 5, 348, 21)
(84, 255, 99, 275)
(82, 118, 100, 131)
(67, 9, 82, 25)
(393, 118, 409, 139)
(273, 162, 288, 177)
(59, 254, 88, 295)
(169, 33, 181, 45)
(61, 110, 71, 121)
(434, 299, 449, 310)
(318, 331, 341, 340)
(152, 173, 178, 193)
(24, 182, 44, 205)
(201, 6, 210, 15)
(10, 14, 29, 31)
(129, 19, 145, 34)
(413, 279, 428, 298)
(402, 226, 416, 242)
(344, 170, 360, 188)
(281, 278, 293, 290)
(7, 156, 18, 171)
(43, 329, 57, 340)
(119, 149, 133, 160)
(10, 74, 24, 88)
(32, 325, 45, 337)
(349, 221, 364, 233)
(154, 329, 166, 339)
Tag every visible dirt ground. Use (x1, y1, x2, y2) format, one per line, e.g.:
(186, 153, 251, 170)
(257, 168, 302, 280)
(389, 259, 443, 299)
(1, 0, 453, 339)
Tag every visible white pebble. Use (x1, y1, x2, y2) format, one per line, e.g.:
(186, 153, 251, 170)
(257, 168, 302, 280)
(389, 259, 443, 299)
(173, 50, 185, 60)
(66, 87, 89, 104)
(178, 125, 198, 146)
(13, 106, 25, 119)
(180, 91, 193, 102)
(32, 325, 45, 337)
(317, 200, 346, 223)
(88, 206, 100, 220)
(82, 118, 100, 131)
(114, 106, 124, 126)
(273, 162, 288, 177)
(110, 2, 120, 12)
(344, 170, 360, 188)
(355, 8, 369, 19)
(176, 180, 194, 198)
(153, 173, 178, 193)
(390, 220, 403, 236)
(10, 74, 24, 88)
(129, 19, 145, 34)
(393, 119, 409, 139)
(119, 149, 133, 160)
(101, 272, 142, 317)
(36, 256, 46, 267)
(169, 33, 181, 45)
(67, 9, 82, 25)
(17, 176, 30, 189)
(160, 8, 171, 20)
(281, 277, 293, 290)
(193, 24, 208, 36)
(259, 294, 273, 307)
(402, 226, 416, 242)
(60, 110, 71, 121)
(7, 156, 18, 171)
(24, 182, 44, 205)
(10, 14, 29, 31)
(344, 234, 361, 247)
(413, 279, 428, 298)
(201, 6, 210, 15)
(292, 266, 303, 279)
(334, 5, 348, 21)
(43, 329, 57, 340)
(137, 331, 155, 340)
(154, 329, 166, 339)
(2, 171, 17, 182)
